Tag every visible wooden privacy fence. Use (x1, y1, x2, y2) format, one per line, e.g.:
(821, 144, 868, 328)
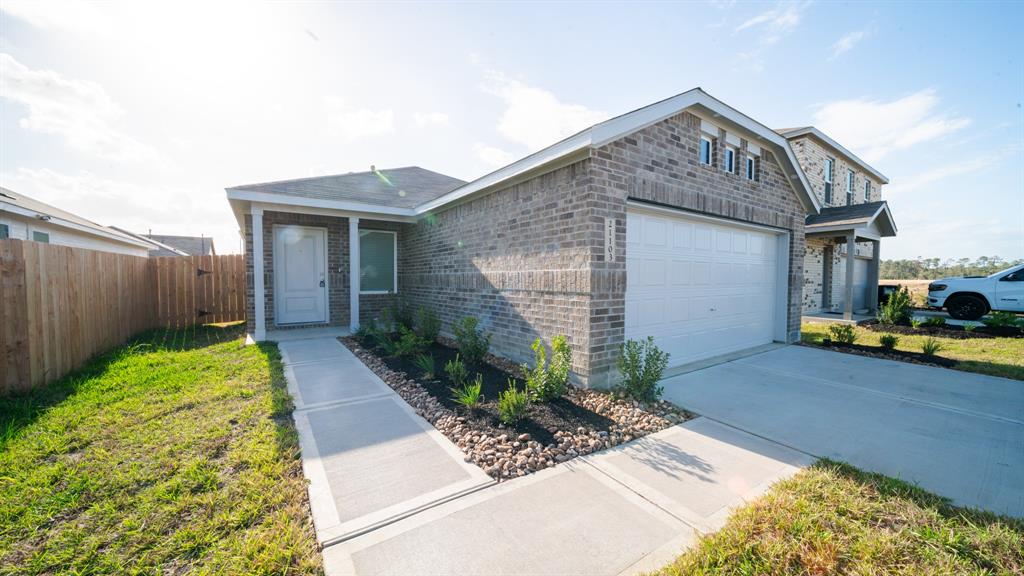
(1, 239, 246, 393)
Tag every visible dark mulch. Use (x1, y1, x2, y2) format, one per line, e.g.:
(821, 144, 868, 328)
(810, 340, 958, 368)
(375, 341, 614, 446)
(865, 322, 1023, 339)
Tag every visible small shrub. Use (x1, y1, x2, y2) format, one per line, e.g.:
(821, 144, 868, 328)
(828, 324, 857, 345)
(414, 354, 436, 379)
(879, 334, 899, 351)
(498, 382, 529, 424)
(910, 317, 924, 329)
(921, 337, 943, 356)
(877, 287, 912, 325)
(963, 322, 977, 333)
(923, 316, 946, 327)
(416, 306, 441, 342)
(376, 334, 400, 357)
(393, 326, 429, 357)
(523, 335, 572, 402)
(444, 354, 469, 388)
(453, 316, 491, 366)
(616, 337, 669, 403)
(353, 322, 373, 345)
(451, 375, 483, 410)
(982, 311, 1023, 328)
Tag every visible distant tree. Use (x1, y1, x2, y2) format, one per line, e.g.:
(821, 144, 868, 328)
(881, 256, 1023, 280)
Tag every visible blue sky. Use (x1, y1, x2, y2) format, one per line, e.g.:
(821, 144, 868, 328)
(1, 1, 1021, 259)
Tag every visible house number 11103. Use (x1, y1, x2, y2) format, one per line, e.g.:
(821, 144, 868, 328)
(605, 217, 616, 262)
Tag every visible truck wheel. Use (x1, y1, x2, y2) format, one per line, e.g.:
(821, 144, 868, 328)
(947, 295, 987, 320)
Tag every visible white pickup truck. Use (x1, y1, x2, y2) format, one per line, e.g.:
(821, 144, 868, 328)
(927, 263, 1024, 320)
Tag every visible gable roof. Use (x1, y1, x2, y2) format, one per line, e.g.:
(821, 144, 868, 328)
(109, 227, 190, 257)
(227, 167, 466, 210)
(776, 126, 889, 184)
(0, 187, 151, 249)
(145, 234, 215, 256)
(806, 200, 897, 237)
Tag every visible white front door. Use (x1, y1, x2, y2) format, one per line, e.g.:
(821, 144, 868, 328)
(274, 226, 327, 325)
(626, 208, 781, 367)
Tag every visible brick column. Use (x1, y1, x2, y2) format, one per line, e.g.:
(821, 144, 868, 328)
(252, 205, 266, 340)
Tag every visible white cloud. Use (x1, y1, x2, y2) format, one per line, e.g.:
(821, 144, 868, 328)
(812, 90, 971, 162)
(735, 2, 805, 44)
(325, 97, 395, 139)
(0, 53, 159, 163)
(885, 157, 998, 195)
(0, 0, 110, 34)
(473, 143, 515, 167)
(481, 71, 608, 151)
(829, 30, 868, 60)
(413, 111, 450, 127)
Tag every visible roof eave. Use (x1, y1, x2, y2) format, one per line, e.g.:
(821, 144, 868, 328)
(0, 201, 153, 249)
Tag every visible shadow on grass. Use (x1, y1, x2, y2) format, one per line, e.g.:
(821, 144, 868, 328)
(0, 322, 248, 450)
(818, 458, 1024, 531)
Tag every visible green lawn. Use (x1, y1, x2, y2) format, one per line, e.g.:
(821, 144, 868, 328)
(653, 461, 1023, 576)
(801, 322, 1024, 381)
(0, 324, 321, 575)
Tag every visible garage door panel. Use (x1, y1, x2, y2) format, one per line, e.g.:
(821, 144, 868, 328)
(626, 209, 780, 368)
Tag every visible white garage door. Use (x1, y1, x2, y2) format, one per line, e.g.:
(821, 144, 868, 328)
(626, 208, 781, 367)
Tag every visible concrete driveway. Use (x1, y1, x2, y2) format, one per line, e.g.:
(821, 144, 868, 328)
(661, 345, 1024, 517)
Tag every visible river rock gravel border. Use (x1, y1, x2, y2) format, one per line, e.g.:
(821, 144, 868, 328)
(340, 337, 694, 481)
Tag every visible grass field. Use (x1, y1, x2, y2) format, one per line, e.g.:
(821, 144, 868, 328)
(0, 323, 321, 575)
(801, 322, 1024, 381)
(653, 460, 1023, 576)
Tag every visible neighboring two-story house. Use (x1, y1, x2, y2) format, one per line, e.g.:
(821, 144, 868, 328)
(778, 127, 896, 320)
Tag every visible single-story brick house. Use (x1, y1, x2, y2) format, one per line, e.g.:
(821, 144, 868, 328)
(226, 88, 896, 387)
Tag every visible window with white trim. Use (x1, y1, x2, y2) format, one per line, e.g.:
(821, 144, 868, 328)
(846, 169, 855, 205)
(32, 231, 49, 243)
(359, 230, 396, 293)
(864, 180, 871, 201)
(0, 223, 8, 240)
(823, 157, 834, 204)
(745, 155, 756, 181)
(699, 137, 713, 166)
(724, 146, 737, 174)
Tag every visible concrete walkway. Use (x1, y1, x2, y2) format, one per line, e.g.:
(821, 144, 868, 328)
(661, 345, 1024, 517)
(280, 336, 813, 576)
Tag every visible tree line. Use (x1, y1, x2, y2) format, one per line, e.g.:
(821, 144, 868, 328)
(881, 256, 1024, 280)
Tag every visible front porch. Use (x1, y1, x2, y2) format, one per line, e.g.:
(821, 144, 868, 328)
(801, 310, 875, 325)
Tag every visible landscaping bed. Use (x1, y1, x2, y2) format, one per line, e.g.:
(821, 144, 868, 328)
(864, 321, 1023, 339)
(806, 339, 958, 368)
(340, 335, 692, 481)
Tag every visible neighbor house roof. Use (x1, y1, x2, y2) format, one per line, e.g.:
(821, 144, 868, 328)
(109, 227, 190, 257)
(144, 234, 216, 256)
(805, 200, 897, 237)
(228, 167, 466, 210)
(226, 88, 820, 224)
(0, 187, 151, 249)
(776, 126, 890, 184)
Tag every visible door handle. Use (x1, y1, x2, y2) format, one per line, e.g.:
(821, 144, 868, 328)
(319, 280, 325, 288)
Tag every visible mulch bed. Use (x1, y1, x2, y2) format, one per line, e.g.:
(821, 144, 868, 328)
(340, 336, 693, 481)
(864, 322, 1023, 339)
(805, 340, 958, 368)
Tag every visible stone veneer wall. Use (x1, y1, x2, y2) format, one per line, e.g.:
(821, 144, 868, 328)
(398, 161, 595, 381)
(585, 111, 808, 386)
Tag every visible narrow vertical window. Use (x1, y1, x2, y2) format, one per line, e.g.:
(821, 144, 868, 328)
(0, 223, 8, 240)
(724, 147, 736, 173)
(864, 180, 871, 201)
(846, 169, 855, 205)
(823, 158, 834, 204)
(699, 137, 712, 165)
(746, 156, 756, 180)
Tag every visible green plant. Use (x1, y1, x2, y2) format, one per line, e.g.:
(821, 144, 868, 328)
(963, 322, 977, 333)
(498, 382, 529, 424)
(982, 311, 1023, 328)
(451, 374, 483, 410)
(616, 337, 669, 403)
(416, 306, 441, 342)
(877, 287, 912, 326)
(828, 323, 857, 345)
(414, 354, 436, 379)
(879, 334, 899, 351)
(388, 300, 416, 331)
(921, 337, 943, 356)
(923, 315, 947, 327)
(523, 335, 572, 402)
(376, 334, 400, 357)
(453, 316, 491, 365)
(393, 326, 429, 357)
(910, 317, 924, 329)
(444, 354, 469, 388)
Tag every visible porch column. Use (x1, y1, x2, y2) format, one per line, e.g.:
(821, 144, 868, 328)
(349, 217, 360, 331)
(844, 232, 856, 321)
(251, 206, 266, 341)
(867, 239, 881, 312)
